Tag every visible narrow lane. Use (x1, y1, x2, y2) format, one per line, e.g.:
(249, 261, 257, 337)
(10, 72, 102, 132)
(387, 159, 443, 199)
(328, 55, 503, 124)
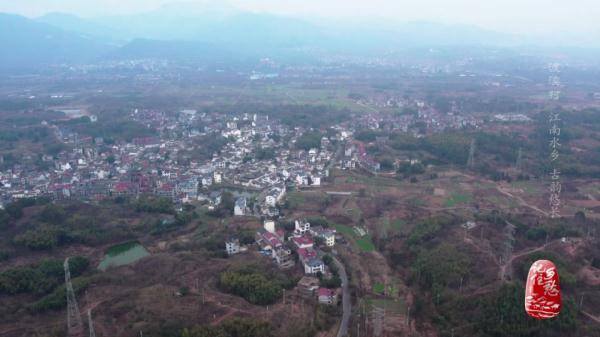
(332, 255, 351, 337)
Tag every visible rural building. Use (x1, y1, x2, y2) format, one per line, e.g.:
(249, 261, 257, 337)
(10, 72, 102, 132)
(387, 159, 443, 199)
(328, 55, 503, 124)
(292, 236, 314, 249)
(294, 219, 311, 235)
(234, 197, 247, 216)
(317, 288, 338, 305)
(225, 238, 241, 255)
(297, 276, 320, 299)
(304, 258, 325, 275)
(273, 248, 295, 269)
(264, 219, 276, 233)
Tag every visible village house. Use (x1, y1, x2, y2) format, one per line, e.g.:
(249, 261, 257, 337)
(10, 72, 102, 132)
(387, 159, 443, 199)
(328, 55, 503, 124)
(213, 171, 222, 184)
(156, 183, 176, 200)
(310, 226, 336, 247)
(304, 258, 325, 275)
(342, 159, 357, 170)
(297, 247, 324, 275)
(264, 207, 280, 218)
(112, 181, 135, 198)
(292, 236, 314, 249)
(297, 247, 316, 262)
(209, 190, 222, 206)
(272, 248, 294, 269)
(322, 232, 335, 247)
(317, 287, 338, 305)
(297, 276, 320, 299)
(177, 177, 199, 201)
(294, 219, 311, 235)
(265, 194, 277, 207)
(234, 197, 247, 216)
(295, 174, 309, 186)
(225, 237, 241, 255)
(201, 175, 213, 187)
(264, 219, 276, 233)
(256, 229, 284, 251)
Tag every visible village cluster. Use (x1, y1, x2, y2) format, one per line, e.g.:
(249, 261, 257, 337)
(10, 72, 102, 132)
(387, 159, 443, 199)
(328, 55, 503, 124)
(226, 218, 340, 305)
(0, 95, 518, 209)
(0, 109, 335, 211)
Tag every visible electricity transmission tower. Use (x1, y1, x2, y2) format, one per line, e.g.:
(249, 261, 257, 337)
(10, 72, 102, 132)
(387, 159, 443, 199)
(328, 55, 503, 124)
(88, 309, 96, 337)
(65, 258, 84, 336)
(372, 306, 385, 337)
(515, 147, 523, 171)
(467, 139, 476, 168)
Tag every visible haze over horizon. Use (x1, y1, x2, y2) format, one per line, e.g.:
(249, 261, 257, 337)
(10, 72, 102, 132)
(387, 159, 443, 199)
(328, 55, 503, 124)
(2, 0, 600, 36)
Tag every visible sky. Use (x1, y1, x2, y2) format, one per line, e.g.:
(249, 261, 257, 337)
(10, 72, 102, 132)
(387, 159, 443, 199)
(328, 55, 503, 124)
(1, 0, 599, 35)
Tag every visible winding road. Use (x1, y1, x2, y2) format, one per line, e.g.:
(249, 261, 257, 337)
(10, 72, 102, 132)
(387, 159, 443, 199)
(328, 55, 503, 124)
(332, 255, 351, 337)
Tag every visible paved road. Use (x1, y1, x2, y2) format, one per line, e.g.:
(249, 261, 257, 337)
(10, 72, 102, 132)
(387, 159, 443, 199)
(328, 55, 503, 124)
(332, 255, 351, 337)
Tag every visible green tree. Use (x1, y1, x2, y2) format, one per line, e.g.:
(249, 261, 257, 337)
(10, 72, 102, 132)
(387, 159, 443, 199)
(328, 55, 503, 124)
(218, 269, 283, 305)
(181, 318, 272, 337)
(218, 191, 235, 216)
(296, 131, 323, 150)
(38, 204, 66, 225)
(0, 209, 9, 229)
(461, 283, 578, 337)
(255, 147, 275, 160)
(0, 257, 88, 296)
(13, 225, 62, 250)
(133, 197, 175, 214)
(412, 243, 470, 290)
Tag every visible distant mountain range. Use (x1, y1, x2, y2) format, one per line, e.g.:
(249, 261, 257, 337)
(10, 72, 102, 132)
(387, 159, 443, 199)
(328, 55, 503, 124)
(0, 13, 109, 70)
(37, 12, 120, 42)
(1, 6, 598, 71)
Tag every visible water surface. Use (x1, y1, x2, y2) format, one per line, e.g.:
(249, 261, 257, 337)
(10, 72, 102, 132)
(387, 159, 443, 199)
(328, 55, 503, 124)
(98, 241, 150, 271)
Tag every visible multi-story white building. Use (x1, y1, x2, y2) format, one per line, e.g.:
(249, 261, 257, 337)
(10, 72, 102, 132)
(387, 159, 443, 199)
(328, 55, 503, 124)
(294, 219, 310, 235)
(264, 220, 276, 233)
(234, 197, 247, 216)
(225, 238, 240, 255)
(323, 232, 335, 247)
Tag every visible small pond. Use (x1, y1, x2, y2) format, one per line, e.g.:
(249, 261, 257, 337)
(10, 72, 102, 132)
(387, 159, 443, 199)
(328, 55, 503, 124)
(98, 241, 150, 271)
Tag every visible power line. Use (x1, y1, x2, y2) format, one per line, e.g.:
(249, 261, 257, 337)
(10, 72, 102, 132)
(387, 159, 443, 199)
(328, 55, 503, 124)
(467, 139, 476, 168)
(65, 258, 84, 337)
(88, 309, 96, 337)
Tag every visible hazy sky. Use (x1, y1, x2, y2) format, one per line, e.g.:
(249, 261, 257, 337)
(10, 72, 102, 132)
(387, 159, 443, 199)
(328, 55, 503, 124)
(1, 0, 599, 35)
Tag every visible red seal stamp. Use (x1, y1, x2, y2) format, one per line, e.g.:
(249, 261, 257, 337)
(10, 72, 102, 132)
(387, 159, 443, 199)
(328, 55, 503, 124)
(525, 259, 561, 319)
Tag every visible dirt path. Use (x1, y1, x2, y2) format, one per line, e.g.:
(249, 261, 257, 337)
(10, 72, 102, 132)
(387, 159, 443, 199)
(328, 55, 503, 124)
(210, 309, 238, 326)
(496, 185, 549, 217)
(582, 311, 600, 324)
(463, 235, 498, 263)
(456, 171, 550, 217)
(202, 290, 254, 326)
(499, 235, 557, 282)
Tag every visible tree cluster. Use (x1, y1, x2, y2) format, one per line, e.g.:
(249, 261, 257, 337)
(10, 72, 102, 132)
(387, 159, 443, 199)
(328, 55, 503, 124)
(133, 197, 176, 214)
(218, 269, 283, 305)
(296, 131, 323, 150)
(181, 318, 273, 337)
(0, 256, 88, 295)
